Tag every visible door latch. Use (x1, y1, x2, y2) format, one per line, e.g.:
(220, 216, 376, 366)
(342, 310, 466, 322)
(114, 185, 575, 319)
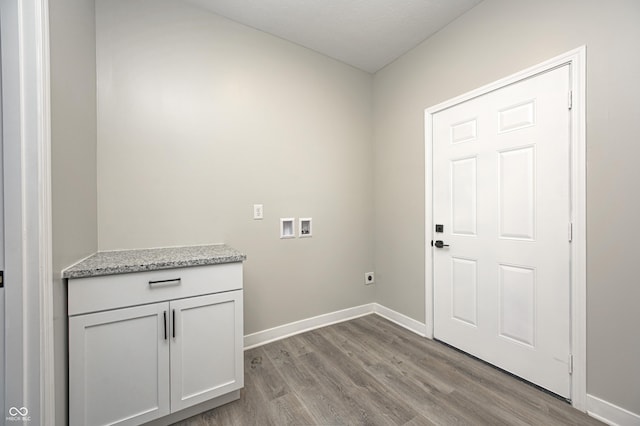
(432, 240, 449, 248)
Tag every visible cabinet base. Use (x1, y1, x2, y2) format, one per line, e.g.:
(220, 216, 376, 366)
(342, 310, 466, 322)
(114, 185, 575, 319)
(142, 390, 241, 426)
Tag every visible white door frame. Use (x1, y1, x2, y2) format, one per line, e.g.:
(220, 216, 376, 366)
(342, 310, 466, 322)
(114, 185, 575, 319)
(424, 47, 586, 410)
(1, 0, 54, 423)
(0, 23, 5, 420)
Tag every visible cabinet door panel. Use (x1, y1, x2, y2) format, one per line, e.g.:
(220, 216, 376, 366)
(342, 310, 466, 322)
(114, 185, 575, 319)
(170, 290, 243, 411)
(69, 303, 170, 426)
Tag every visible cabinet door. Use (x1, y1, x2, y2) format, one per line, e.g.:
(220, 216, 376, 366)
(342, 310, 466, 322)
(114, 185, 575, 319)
(69, 303, 170, 426)
(170, 290, 243, 412)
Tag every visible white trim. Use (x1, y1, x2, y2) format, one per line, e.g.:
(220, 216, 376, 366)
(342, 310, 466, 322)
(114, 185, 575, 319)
(243, 304, 375, 349)
(243, 303, 429, 350)
(568, 46, 588, 411)
(0, 0, 54, 423)
(0, 11, 5, 423)
(586, 394, 640, 426)
(425, 98, 434, 340)
(424, 46, 587, 410)
(372, 303, 428, 337)
(37, 0, 55, 422)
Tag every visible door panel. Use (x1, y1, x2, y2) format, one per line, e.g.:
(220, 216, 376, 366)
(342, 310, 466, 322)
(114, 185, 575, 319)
(433, 65, 571, 398)
(451, 157, 477, 236)
(451, 257, 477, 326)
(69, 303, 170, 426)
(498, 99, 536, 133)
(498, 264, 536, 346)
(170, 290, 243, 412)
(499, 146, 535, 240)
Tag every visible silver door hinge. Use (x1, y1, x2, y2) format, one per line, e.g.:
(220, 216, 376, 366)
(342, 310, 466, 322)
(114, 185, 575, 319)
(568, 223, 573, 242)
(568, 91, 573, 110)
(568, 354, 574, 374)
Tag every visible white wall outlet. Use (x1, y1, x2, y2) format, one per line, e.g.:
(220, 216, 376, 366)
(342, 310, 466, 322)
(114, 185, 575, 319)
(365, 272, 375, 285)
(253, 204, 263, 220)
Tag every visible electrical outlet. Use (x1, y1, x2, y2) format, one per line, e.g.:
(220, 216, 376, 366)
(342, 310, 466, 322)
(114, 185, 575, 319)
(365, 272, 375, 285)
(253, 204, 263, 220)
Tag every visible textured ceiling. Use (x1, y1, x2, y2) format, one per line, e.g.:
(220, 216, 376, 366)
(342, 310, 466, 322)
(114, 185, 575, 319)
(185, 0, 483, 73)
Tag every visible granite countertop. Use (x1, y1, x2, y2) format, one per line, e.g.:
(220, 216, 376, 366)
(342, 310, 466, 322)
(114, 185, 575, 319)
(62, 244, 246, 279)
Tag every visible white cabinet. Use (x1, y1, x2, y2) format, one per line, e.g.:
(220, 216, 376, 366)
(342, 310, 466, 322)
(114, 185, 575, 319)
(68, 263, 243, 426)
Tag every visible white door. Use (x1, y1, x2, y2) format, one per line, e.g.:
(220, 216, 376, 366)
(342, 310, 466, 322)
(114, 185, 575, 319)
(68, 303, 171, 426)
(432, 65, 571, 397)
(170, 290, 244, 412)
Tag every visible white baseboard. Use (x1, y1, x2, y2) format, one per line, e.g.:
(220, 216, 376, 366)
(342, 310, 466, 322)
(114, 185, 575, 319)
(243, 303, 428, 350)
(244, 303, 375, 349)
(372, 303, 428, 337)
(587, 394, 640, 426)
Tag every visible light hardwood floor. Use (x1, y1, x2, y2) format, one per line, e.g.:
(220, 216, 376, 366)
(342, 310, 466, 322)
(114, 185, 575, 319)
(175, 314, 601, 425)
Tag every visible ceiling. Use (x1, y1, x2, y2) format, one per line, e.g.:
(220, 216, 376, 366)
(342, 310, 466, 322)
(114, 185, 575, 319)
(185, 0, 483, 73)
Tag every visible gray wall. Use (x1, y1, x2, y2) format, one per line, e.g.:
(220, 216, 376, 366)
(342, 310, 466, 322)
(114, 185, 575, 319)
(95, 0, 375, 334)
(50, 0, 97, 424)
(49, 0, 640, 419)
(373, 0, 640, 414)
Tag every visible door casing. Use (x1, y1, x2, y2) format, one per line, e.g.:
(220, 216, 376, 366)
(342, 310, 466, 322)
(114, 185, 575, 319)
(0, 0, 54, 423)
(424, 46, 586, 410)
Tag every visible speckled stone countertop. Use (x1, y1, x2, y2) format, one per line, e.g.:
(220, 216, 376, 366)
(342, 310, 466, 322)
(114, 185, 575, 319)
(62, 244, 246, 279)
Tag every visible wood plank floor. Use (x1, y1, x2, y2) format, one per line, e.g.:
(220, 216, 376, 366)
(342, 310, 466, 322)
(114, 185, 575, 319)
(174, 314, 601, 425)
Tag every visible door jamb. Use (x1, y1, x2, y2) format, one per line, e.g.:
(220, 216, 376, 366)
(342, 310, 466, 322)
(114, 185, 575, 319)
(423, 46, 586, 410)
